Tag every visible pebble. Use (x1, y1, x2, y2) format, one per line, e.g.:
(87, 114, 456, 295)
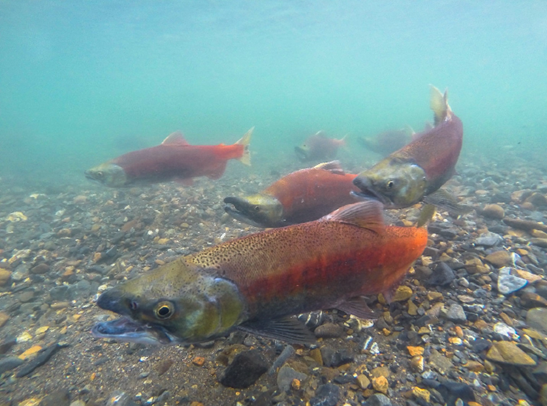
(40, 389, 70, 406)
(219, 349, 269, 389)
(482, 204, 505, 219)
(445, 304, 467, 323)
(277, 366, 307, 392)
(485, 250, 512, 267)
(365, 394, 392, 406)
(412, 387, 431, 403)
(493, 322, 516, 338)
(0, 268, 11, 286)
(0, 356, 24, 374)
(410, 356, 425, 372)
(514, 268, 543, 283)
(426, 262, 456, 286)
(310, 383, 339, 406)
(356, 374, 371, 389)
(474, 232, 503, 247)
(392, 285, 413, 301)
(16, 343, 65, 378)
(30, 263, 50, 274)
(497, 267, 528, 294)
(314, 322, 343, 338)
(320, 347, 353, 368)
(407, 346, 424, 357)
(372, 376, 389, 394)
(526, 307, 547, 334)
(437, 381, 476, 405)
(0, 312, 9, 328)
(486, 341, 537, 366)
(429, 349, 454, 373)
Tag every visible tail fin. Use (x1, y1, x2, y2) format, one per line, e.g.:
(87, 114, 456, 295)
(430, 85, 452, 125)
(236, 127, 254, 166)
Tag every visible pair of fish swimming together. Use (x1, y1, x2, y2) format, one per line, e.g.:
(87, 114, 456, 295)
(91, 86, 464, 345)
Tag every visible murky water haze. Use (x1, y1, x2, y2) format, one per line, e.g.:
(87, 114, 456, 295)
(0, 1, 546, 184)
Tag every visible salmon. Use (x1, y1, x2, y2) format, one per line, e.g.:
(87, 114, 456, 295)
(85, 128, 253, 187)
(223, 161, 359, 227)
(295, 131, 346, 162)
(353, 86, 463, 209)
(92, 201, 428, 344)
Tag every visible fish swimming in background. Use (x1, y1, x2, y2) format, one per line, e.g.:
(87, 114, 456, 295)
(353, 86, 464, 210)
(358, 127, 412, 157)
(223, 161, 360, 227)
(92, 200, 428, 345)
(85, 128, 253, 187)
(295, 131, 346, 162)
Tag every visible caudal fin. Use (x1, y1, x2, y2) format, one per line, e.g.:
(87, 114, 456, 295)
(430, 85, 452, 125)
(235, 127, 254, 166)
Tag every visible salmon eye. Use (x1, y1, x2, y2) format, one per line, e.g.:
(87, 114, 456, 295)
(129, 300, 138, 311)
(387, 180, 394, 189)
(96, 171, 104, 179)
(155, 301, 174, 319)
(254, 206, 260, 212)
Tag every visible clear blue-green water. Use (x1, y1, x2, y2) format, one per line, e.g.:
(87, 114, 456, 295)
(1, 1, 546, 183)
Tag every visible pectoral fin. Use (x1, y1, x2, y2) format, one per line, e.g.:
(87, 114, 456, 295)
(336, 297, 378, 319)
(423, 189, 474, 216)
(238, 317, 316, 344)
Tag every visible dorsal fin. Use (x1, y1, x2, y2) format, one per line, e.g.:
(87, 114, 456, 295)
(322, 201, 384, 232)
(313, 160, 344, 174)
(162, 131, 190, 145)
(429, 85, 451, 125)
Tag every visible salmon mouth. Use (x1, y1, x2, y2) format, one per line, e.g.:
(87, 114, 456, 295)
(294, 146, 309, 162)
(92, 317, 178, 345)
(223, 197, 264, 227)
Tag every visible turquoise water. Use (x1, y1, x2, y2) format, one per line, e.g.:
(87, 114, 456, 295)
(1, 1, 546, 183)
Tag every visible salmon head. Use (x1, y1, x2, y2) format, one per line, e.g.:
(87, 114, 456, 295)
(352, 157, 427, 208)
(85, 163, 128, 187)
(92, 258, 246, 344)
(223, 194, 285, 228)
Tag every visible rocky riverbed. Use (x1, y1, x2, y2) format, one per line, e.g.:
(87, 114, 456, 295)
(0, 152, 547, 406)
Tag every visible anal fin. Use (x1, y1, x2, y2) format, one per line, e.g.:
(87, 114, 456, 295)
(336, 297, 378, 319)
(175, 178, 194, 186)
(207, 162, 227, 180)
(238, 317, 316, 344)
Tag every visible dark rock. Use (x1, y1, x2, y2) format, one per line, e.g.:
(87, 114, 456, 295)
(445, 304, 467, 323)
(310, 383, 339, 406)
(365, 393, 392, 406)
(423, 246, 440, 258)
(50, 285, 69, 301)
(437, 381, 476, 406)
(18, 290, 35, 303)
(219, 349, 269, 389)
(320, 347, 353, 368)
(472, 339, 492, 353)
(0, 356, 24, 374)
(277, 366, 308, 392)
(30, 263, 49, 274)
(333, 374, 354, 384)
(426, 262, 456, 286)
(474, 232, 503, 247)
(86, 265, 107, 274)
(16, 343, 64, 377)
(314, 322, 343, 338)
(0, 336, 17, 354)
(40, 389, 70, 406)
